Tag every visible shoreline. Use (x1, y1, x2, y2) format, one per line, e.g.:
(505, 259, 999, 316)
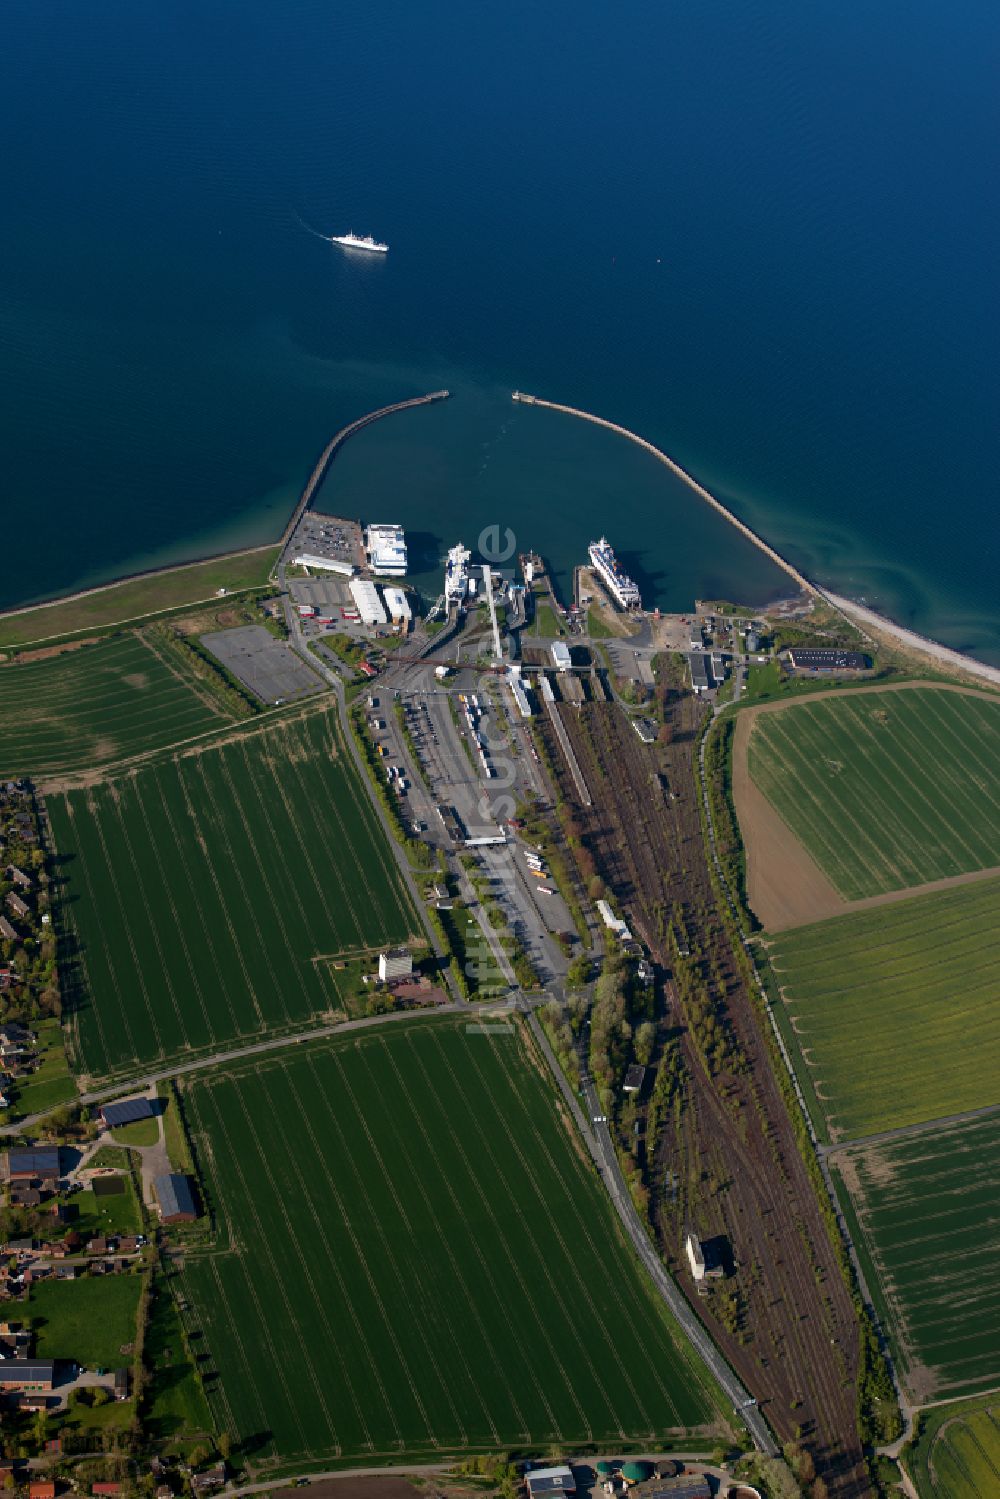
(513, 391, 1000, 691)
(0, 542, 278, 624)
(2, 391, 997, 692)
(821, 591, 1000, 690)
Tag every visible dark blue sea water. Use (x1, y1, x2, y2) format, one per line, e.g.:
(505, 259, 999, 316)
(3, 1, 998, 659)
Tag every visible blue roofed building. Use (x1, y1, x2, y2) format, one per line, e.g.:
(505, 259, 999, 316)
(154, 1173, 197, 1224)
(100, 1096, 156, 1130)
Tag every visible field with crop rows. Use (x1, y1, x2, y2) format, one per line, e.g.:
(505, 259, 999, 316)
(830, 1114, 1000, 1404)
(747, 687, 1000, 899)
(49, 705, 416, 1080)
(0, 632, 231, 778)
(176, 1020, 722, 1469)
(768, 876, 1000, 1141)
(905, 1391, 1000, 1498)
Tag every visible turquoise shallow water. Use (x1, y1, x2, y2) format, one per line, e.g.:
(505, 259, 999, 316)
(2, 0, 998, 659)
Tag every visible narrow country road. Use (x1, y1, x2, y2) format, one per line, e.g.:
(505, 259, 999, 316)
(0, 1003, 480, 1137)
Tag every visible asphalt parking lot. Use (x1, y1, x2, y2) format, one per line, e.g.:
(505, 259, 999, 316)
(201, 626, 325, 704)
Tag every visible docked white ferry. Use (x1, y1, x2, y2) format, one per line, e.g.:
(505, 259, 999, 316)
(445, 542, 471, 605)
(365, 523, 407, 576)
(588, 537, 641, 609)
(330, 230, 388, 253)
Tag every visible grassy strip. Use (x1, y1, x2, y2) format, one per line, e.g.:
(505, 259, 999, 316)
(162, 1080, 197, 1175)
(141, 1268, 216, 1448)
(0, 548, 280, 650)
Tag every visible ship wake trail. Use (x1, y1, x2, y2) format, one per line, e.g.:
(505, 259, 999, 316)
(292, 210, 334, 243)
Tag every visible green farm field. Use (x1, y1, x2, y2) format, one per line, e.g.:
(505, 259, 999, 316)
(0, 632, 231, 778)
(50, 704, 417, 1080)
(176, 1020, 724, 1469)
(830, 1114, 1000, 1405)
(747, 686, 1000, 899)
(905, 1391, 1000, 1498)
(769, 876, 1000, 1141)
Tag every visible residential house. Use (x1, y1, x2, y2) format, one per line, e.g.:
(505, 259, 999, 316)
(190, 1465, 226, 1494)
(9, 1186, 42, 1209)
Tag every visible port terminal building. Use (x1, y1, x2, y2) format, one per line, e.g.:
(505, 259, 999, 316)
(365, 524, 408, 576)
(292, 553, 355, 577)
(349, 580, 388, 627)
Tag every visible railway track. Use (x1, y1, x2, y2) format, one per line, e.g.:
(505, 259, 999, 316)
(548, 700, 870, 1495)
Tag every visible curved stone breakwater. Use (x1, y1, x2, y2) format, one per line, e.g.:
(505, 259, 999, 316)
(281, 388, 450, 546)
(512, 390, 813, 594)
(512, 392, 1000, 689)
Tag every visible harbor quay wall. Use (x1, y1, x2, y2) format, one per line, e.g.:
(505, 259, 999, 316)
(281, 389, 451, 548)
(511, 391, 814, 596)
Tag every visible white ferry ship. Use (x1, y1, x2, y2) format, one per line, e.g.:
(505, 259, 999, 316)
(445, 542, 471, 604)
(330, 231, 388, 253)
(365, 523, 407, 576)
(588, 537, 641, 610)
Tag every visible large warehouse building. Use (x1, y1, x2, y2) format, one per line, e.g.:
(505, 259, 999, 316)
(349, 580, 388, 627)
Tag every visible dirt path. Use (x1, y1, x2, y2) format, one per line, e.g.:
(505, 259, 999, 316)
(732, 682, 1000, 932)
(820, 1100, 1000, 1157)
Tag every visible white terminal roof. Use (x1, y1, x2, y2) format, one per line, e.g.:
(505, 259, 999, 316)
(292, 554, 355, 576)
(349, 579, 387, 626)
(366, 524, 407, 572)
(382, 587, 411, 620)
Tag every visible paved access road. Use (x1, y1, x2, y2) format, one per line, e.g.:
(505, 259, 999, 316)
(571, 1049, 776, 1456)
(0, 1004, 477, 1138)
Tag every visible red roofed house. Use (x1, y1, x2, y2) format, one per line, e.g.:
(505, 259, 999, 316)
(29, 1483, 56, 1499)
(93, 1486, 123, 1497)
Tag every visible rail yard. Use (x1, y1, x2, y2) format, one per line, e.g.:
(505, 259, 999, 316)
(538, 695, 868, 1495)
